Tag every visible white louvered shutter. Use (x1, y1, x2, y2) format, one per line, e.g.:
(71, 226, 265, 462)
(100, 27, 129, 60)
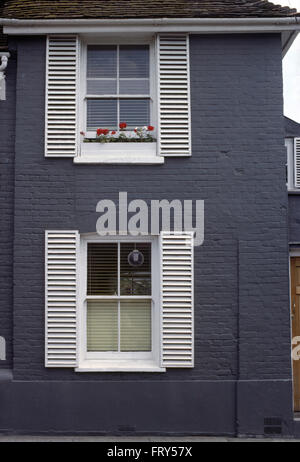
(157, 34, 191, 157)
(294, 138, 300, 188)
(45, 36, 79, 157)
(45, 231, 79, 367)
(160, 232, 194, 368)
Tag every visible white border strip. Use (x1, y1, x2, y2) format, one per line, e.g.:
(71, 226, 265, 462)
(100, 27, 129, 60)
(2, 17, 300, 35)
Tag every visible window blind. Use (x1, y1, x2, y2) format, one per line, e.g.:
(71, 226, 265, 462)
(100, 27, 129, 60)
(87, 300, 118, 352)
(120, 300, 152, 352)
(86, 44, 150, 130)
(87, 243, 118, 295)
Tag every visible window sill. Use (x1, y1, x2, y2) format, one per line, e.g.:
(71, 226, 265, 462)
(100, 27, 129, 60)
(288, 189, 300, 194)
(76, 360, 166, 373)
(75, 142, 164, 165)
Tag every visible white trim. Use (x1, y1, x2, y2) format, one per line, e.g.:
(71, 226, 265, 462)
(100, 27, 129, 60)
(74, 155, 163, 165)
(77, 234, 162, 372)
(2, 17, 300, 36)
(76, 360, 166, 373)
(75, 142, 163, 164)
(78, 38, 160, 163)
(80, 39, 156, 135)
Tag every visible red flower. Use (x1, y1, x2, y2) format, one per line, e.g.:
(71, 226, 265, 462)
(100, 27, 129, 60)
(147, 125, 154, 131)
(111, 130, 116, 135)
(96, 128, 109, 136)
(119, 122, 127, 130)
(134, 129, 137, 133)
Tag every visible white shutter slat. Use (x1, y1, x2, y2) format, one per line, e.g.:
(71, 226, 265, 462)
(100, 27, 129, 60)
(45, 231, 79, 367)
(45, 36, 79, 157)
(294, 138, 300, 188)
(160, 232, 194, 368)
(158, 34, 191, 157)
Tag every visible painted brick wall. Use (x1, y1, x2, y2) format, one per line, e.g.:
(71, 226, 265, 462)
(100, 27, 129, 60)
(0, 43, 16, 368)
(12, 35, 291, 387)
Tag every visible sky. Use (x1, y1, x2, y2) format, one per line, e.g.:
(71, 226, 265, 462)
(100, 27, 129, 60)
(272, 0, 300, 122)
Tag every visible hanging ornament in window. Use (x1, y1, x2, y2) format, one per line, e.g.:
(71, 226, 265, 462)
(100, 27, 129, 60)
(128, 248, 144, 267)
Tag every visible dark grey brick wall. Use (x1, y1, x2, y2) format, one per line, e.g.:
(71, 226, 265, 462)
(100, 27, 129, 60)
(11, 34, 291, 390)
(0, 42, 16, 368)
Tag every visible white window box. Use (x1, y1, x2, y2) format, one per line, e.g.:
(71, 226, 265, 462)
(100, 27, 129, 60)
(74, 142, 164, 164)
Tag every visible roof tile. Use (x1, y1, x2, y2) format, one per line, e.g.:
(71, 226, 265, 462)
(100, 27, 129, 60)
(1, 0, 298, 20)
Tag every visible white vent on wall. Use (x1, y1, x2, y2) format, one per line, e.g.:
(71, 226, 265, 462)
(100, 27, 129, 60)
(45, 231, 79, 367)
(45, 36, 79, 157)
(294, 138, 300, 188)
(160, 231, 194, 368)
(157, 34, 191, 157)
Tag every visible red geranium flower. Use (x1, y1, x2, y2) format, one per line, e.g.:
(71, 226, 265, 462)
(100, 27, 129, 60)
(111, 130, 116, 135)
(96, 128, 103, 136)
(119, 122, 127, 130)
(102, 129, 109, 135)
(147, 125, 154, 131)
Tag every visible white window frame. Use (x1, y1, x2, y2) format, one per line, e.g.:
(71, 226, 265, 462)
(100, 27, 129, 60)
(77, 234, 164, 372)
(79, 38, 157, 140)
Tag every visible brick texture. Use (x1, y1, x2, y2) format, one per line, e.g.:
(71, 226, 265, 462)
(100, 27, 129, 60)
(11, 34, 291, 385)
(0, 42, 16, 368)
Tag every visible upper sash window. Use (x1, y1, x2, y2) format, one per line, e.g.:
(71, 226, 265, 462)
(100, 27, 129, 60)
(84, 43, 153, 136)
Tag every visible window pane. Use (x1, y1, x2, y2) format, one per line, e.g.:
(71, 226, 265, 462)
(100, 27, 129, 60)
(119, 45, 149, 78)
(120, 243, 151, 295)
(119, 79, 149, 95)
(87, 99, 118, 130)
(120, 300, 151, 352)
(87, 300, 118, 352)
(87, 243, 118, 295)
(87, 45, 117, 78)
(87, 79, 117, 95)
(119, 99, 150, 128)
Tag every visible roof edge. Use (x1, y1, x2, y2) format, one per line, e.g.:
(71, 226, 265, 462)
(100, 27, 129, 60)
(2, 16, 300, 35)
